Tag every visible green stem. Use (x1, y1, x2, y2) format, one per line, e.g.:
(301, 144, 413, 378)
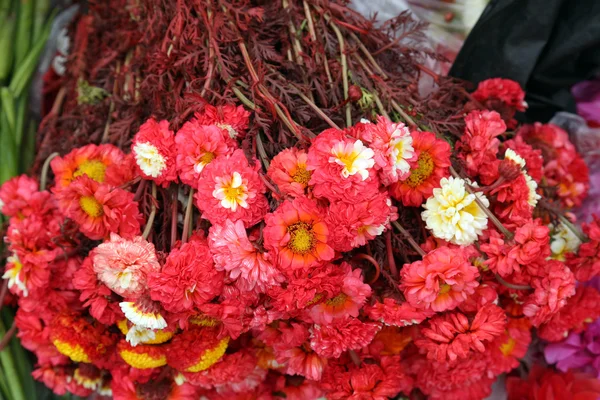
(0, 317, 26, 400)
(142, 183, 157, 239)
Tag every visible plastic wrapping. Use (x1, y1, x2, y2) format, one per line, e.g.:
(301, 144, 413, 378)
(450, 0, 600, 123)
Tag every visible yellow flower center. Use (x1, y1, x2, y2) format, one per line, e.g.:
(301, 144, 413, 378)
(185, 337, 230, 372)
(499, 337, 516, 356)
(287, 222, 315, 254)
(199, 151, 215, 165)
(291, 166, 312, 186)
(79, 196, 103, 218)
(53, 339, 91, 363)
(405, 151, 434, 188)
(306, 293, 325, 307)
(190, 315, 220, 327)
(119, 349, 167, 369)
(325, 293, 348, 307)
(73, 160, 107, 182)
(439, 283, 452, 295)
(213, 172, 249, 211)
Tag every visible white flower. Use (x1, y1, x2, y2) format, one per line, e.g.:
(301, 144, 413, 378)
(133, 142, 167, 178)
(329, 140, 375, 180)
(524, 173, 541, 207)
(174, 372, 187, 386)
(212, 171, 250, 211)
(125, 325, 157, 347)
(389, 124, 415, 178)
(73, 368, 101, 390)
(421, 176, 489, 245)
(2, 254, 28, 296)
(550, 222, 581, 260)
(216, 123, 238, 138)
(119, 301, 167, 329)
(504, 148, 526, 169)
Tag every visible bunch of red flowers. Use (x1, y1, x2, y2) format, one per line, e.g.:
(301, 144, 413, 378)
(1, 78, 597, 400)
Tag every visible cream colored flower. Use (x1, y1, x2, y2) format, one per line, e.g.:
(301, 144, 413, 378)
(119, 301, 167, 330)
(550, 222, 581, 260)
(329, 140, 375, 180)
(524, 173, 541, 207)
(504, 148, 526, 169)
(421, 176, 489, 245)
(125, 325, 157, 347)
(133, 142, 167, 178)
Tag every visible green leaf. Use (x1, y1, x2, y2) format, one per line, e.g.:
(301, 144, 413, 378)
(0, 111, 18, 184)
(0, 315, 26, 400)
(14, 0, 33, 66)
(0, 88, 16, 133)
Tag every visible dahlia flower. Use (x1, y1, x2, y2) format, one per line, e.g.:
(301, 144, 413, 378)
(131, 118, 178, 186)
(92, 233, 160, 298)
(306, 128, 379, 203)
(55, 175, 142, 240)
(50, 143, 126, 188)
(309, 317, 381, 358)
(367, 116, 416, 185)
(175, 120, 236, 187)
(263, 196, 334, 270)
(267, 147, 312, 197)
(195, 149, 269, 228)
(364, 298, 434, 327)
(148, 234, 224, 313)
(325, 191, 396, 252)
(0, 175, 39, 218)
(194, 104, 251, 139)
(390, 130, 451, 207)
(400, 246, 480, 312)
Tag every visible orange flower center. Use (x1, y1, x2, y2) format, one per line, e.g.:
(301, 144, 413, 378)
(199, 151, 215, 165)
(73, 160, 107, 183)
(500, 337, 516, 356)
(306, 293, 325, 307)
(291, 166, 312, 186)
(405, 151, 434, 188)
(325, 293, 348, 307)
(287, 222, 315, 254)
(79, 196, 103, 218)
(439, 283, 452, 295)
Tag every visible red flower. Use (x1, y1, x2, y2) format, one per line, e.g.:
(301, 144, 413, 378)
(504, 136, 544, 183)
(389, 130, 451, 207)
(566, 216, 600, 282)
(456, 110, 505, 185)
(309, 317, 381, 358)
(195, 149, 269, 228)
(511, 219, 551, 264)
(263, 196, 334, 271)
(55, 176, 142, 240)
(415, 304, 507, 362)
(166, 327, 229, 372)
(488, 317, 532, 375)
(132, 118, 178, 187)
(506, 365, 600, 400)
(0, 175, 39, 218)
(472, 78, 527, 129)
(194, 104, 251, 140)
(364, 298, 434, 327)
(400, 246, 480, 312)
(267, 147, 312, 198)
(175, 120, 236, 187)
(148, 234, 224, 313)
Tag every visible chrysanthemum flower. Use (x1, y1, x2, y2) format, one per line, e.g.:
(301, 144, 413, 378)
(504, 136, 544, 182)
(267, 147, 312, 197)
(364, 298, 434, 327)
(306, 128, 379, 203)
(0, 175, 39, 218)
(167, 327, 229, 372)
(50, 144, 126, 188)
(538, 286, 600, 342)
(325, 191, 396, 252)
(305, 262, 371, 324)
(194, 104, 251, 139)
(55, 175, 142, 240)
(131, 118, 178, 186)
(390, 130, 451, 207)
(117, 319, 174, 346)
(117, 340, 167, 369)
(175, 120, 237, 187)
(523, 260, 576, 327)
(415, 304, 507, 362)
(550, 222, 582, 260)
(195, 149, 268, 228)
(422, 176, 489, 245)
(208, 219, 283, 292)
(320, 355, 413, 400)
(400, 246, 480, 312)
(2, 254, 30, 296)
(148, 234, 223, 313)
(120, 296, 167, 329)
(367, 116, 416, 185)
(309, 317, 381, 358)
(456, 110, 506, 185)
(92, 233, 160, 298)
(263, 196, 334, 270)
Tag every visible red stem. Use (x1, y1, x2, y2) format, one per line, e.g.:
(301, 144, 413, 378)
(0, 322, 17, 352)
(352, 253, 381, 284)
(385, 230, 398, 279)
(170, 187, 178, 250)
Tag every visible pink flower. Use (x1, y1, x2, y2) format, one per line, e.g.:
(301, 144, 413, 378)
(0, 175, 39, 218)
(208, 219, 284, 292)
(504, 136, 544, 183)
(325, 191, 397, 252)
(278, 347, 327, 381)
(309, 317, 381, 358)
(194, 104, 251, 139)
(306, 128, 380, 203)
(510, 219, 551, 264)
(456, 110, 506, 185)
(473, 78, 527, 112)
(175, 120, 236, 187)
(131, 118, 178, 187)
(148, 234, 224, 313)
(400, 246, 480, 312)
(92, 233, 160, 298)
(481, 230, 520, 276)
(195, 149, 269, 228)
(267, 147, 311, 197)
(364, 298, 434, 327)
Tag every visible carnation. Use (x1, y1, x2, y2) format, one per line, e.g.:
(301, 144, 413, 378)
(194, 104, 251, 139)
(309, 317, 381, 358)
(0, 175, 39, 218)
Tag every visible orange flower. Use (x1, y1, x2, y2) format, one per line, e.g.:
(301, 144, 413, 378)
(50, 144, 126, 188)
(263, 196, 334, 270)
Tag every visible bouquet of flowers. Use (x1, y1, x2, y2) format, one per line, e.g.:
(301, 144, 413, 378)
(1, 1, 599, 399)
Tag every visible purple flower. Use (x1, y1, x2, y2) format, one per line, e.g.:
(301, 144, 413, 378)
(544, 318, 600, 378)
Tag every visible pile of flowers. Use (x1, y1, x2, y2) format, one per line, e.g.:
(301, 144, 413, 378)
(1, 77, 599, 400)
